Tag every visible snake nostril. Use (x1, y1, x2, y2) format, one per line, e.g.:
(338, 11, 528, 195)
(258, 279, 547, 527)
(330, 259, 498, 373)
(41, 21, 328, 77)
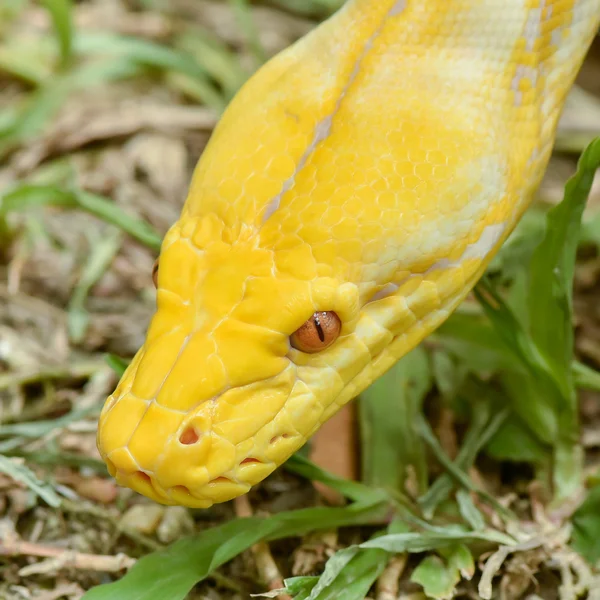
(136, 471, 152, 485)
(210, 477, 231, 484)
(269, 433, 292, 445)
(241, 458, 262, 465)
(179, 427, 200, 445)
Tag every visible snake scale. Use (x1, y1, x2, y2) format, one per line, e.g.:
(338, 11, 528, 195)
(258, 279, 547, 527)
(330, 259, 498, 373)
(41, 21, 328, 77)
(97, 0, 600, 508)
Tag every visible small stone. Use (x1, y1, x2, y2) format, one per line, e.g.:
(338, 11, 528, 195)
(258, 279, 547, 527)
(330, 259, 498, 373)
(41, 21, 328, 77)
(120, 504, 165, 535)
(156, 506, 195, 544)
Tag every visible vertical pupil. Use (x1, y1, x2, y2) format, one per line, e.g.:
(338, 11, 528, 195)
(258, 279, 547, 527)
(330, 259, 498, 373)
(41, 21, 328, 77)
(314, 313, 325, 342)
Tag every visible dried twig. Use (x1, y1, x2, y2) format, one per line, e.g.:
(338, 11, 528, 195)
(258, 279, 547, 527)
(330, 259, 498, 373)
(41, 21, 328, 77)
(235, 495, 291, 599)
(376, 554, 408, 600)
(0, 537, 135, 575)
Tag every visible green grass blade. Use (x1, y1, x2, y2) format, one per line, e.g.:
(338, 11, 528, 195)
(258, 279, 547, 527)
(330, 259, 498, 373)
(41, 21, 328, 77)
(0, 454, 61, 507)
(527, 137, 600, 398)
(40, 0, 74, 67)
(81, 500, 389, 600)
(0, 185, 162, 250)
(68, 229, 123, 342)
(0, 58, 142, 155)
(284, 453, 387, 504)
(418, 396, 510, 518)
(358, 347, 431, 494)
(415, 413, 513, 521)
(74, 33, 226, 111)
(528, 138, 600, 500)
(229, 0, 268, 66)
(0, 405, 99, 438)
(105, 354, 129, 377)
(360, 528, 516, 552)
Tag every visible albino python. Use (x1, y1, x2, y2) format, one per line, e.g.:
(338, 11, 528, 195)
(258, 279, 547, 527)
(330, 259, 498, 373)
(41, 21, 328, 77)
(97, 0, 600, 508)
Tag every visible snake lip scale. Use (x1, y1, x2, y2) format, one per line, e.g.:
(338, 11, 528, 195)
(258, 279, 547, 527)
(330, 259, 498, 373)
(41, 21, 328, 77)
(96, 0, 600, 508)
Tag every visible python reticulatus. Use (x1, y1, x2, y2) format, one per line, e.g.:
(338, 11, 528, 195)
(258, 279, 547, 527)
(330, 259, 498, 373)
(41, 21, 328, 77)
(97, 0, 600, 508)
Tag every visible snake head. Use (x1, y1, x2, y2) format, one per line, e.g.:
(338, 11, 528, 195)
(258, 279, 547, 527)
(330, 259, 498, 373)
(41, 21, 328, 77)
(96, 212, 368, 508)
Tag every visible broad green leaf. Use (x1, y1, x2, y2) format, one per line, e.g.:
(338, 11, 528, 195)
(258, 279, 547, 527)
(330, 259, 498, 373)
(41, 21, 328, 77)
(572, 485, 600, 563)
(305, 546, 388, 600)
(411, 544, 475, 599)
(411, 555, 458, 600)
(81, 500, 388, 600)
(434, 310, 525, 375)
(485, 415, 549, 464)
(359, 347, 431, 494)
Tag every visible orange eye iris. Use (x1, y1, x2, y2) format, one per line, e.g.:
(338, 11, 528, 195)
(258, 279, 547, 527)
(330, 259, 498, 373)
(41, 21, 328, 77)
(151, 259, 159, 289)
(290, 311, 342, 354)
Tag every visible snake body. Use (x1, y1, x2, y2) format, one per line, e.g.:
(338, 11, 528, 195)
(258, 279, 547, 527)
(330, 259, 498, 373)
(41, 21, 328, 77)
(97, 0, 600, 508)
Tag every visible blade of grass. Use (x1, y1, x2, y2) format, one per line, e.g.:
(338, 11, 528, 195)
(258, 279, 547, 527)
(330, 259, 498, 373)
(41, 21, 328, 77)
(527, 137, 600, 501)
(418, 395, 510, 518)
(358, 347, 431, 495)
(360, 528, 516, 552)
(0, 455, 61, 507)
(81, 499, 389, 600)
(415, 413, 513, 521)
(284, 453, 388, 505)
(436, 313, 600, 392)
(266, 0, 343, 18)
(105, 354, 129, 377)
(303, 544, 389, 600)
(74, 33, 226, 112)
(40, 0, 74, 67)
(229, 0, 268, 66)
(0, 58, 142, 156)
(67, 229, 123, 343)
(174, 28, 249, 100)
(0, 404, 99, 438)
(0, 185, 162, 250)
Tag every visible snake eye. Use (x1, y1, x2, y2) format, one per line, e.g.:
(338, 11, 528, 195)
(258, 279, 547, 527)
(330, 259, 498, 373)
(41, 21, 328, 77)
(151, 259, 159, 289)
(290, 311, 341, 354)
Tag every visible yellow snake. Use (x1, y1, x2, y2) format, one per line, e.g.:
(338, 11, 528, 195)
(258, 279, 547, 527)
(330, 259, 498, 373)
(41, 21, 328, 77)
(97, 0, 600, 508)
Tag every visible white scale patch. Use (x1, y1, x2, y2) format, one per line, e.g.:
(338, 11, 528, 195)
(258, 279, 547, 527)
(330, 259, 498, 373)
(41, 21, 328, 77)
(261, 0, 408, 224)
(369, 222, 506, 303)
